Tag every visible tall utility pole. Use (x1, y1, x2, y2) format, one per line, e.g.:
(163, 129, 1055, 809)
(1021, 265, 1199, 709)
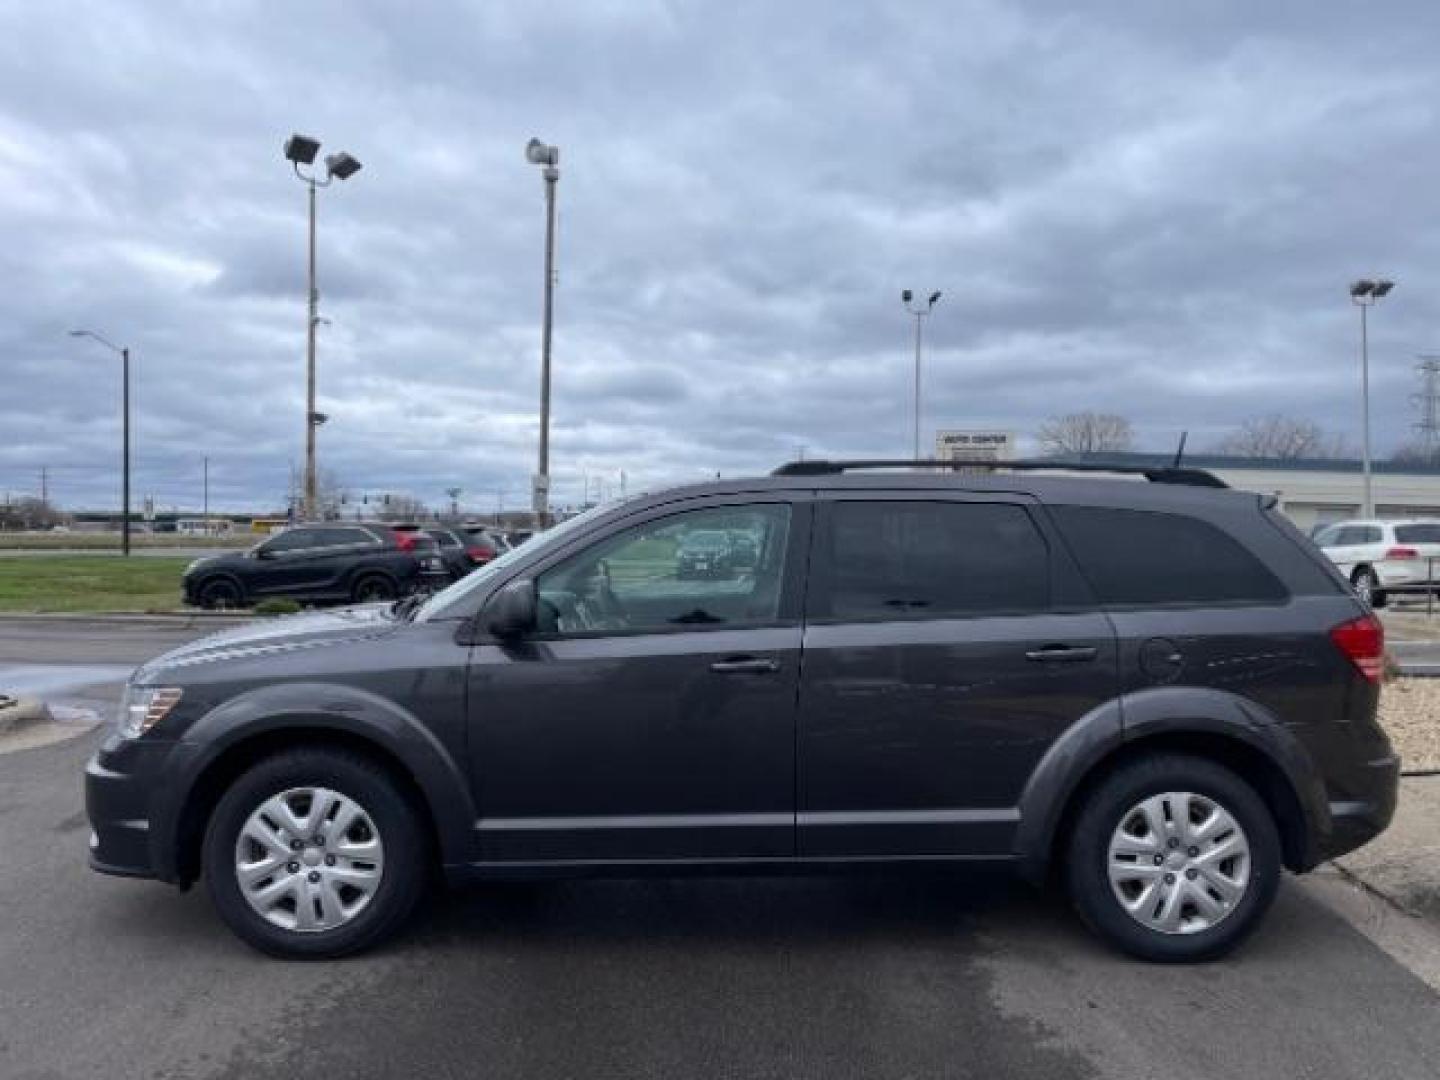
(526, 137, 561, 529)
(284, 134, 362, 521)
(69, 330, 132, 556)
(1349, 279, 1395, 518)
(39, 466, 47, 508)
(203, 455, 210, 526)
(901, 289, 942, 458)
(1412, 356, 1440, 463)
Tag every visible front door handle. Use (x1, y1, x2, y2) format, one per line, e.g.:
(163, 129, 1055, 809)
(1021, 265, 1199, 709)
(1025, 645, 1099, 663)
(709, 656, 781, 675)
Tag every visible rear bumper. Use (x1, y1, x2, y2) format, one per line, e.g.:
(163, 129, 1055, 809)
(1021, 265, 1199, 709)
(1317, 752, 1401, 862)
(1376, 563, 1440, 589)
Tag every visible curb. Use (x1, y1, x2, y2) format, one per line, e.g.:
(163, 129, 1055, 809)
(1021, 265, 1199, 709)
(0, 612, 256, 628)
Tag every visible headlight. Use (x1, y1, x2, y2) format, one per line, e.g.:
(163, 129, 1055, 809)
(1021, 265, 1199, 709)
(117, 685, 184, 738)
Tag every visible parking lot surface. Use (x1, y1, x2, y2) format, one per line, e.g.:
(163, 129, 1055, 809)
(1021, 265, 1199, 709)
(3, 619, 1440, 1079)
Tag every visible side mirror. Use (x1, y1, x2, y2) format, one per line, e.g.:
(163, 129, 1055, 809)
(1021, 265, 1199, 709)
(487, 578, 537, 639)
(253, 547, 274, 560)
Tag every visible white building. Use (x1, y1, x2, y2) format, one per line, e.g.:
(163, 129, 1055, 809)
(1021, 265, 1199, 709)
(1046, 452, 1440, 533)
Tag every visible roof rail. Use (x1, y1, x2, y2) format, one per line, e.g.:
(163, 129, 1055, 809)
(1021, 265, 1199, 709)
(770, 458, 1228, 489)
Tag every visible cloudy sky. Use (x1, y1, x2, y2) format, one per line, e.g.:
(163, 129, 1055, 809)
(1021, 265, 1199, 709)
(3, 0, 1439, 515)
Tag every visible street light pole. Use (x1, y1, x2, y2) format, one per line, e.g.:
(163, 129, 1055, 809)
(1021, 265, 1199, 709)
(68, 330, 131, 556)
(527, 137, 561, 529)
(284, 134, 362, 522)
(305, 175, 318, 521)
(1349, 278, 1395, 518)
(901, 290, 942, 458)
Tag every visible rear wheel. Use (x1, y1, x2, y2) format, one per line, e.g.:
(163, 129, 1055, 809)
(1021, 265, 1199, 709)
(202, 747, 427, 958)
(1352, 567, 1386, 609)
(352, 574, 397, 603)
(1066, 753, 1281, 962)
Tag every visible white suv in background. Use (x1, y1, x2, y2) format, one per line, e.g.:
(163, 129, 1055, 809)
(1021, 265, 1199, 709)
(1313, 519, 1440, 607)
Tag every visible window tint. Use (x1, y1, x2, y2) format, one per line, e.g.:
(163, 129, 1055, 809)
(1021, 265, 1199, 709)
(316, 527, 372, 547)
(1396, 524, 1440, 544)
(426, 529, 461, 548)
(535, 504, 791, 635)
(1313, 525, 1341, 547)
(263, 527, 320, 553)
(815, 501, 1050, 620)
(1051, 506, 1287, 607)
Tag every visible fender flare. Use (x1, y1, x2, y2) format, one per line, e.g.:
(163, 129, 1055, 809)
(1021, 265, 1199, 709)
(1014, 686, 1329, 882)
(151, 681, 475, 880)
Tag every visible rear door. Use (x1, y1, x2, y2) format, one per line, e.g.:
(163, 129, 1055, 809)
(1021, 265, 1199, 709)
(796, 492, 1118, 858)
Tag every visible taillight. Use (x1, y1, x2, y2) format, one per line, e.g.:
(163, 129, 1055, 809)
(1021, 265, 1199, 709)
(465, 546, 493, 562)
(394, 533, 416, 553)
(1385, 546, 1419, 559)
(1330, 614, 1385, 683)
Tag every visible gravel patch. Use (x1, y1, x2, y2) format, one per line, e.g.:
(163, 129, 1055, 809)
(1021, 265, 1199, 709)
(1381, 678, 1440, 771)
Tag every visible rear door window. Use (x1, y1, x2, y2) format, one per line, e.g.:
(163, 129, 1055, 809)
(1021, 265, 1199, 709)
(1050, 505, 1287, 607)
(263, 527, 321, 553)
(316, 527, 372, 548)
(811, 500, 1050, 620)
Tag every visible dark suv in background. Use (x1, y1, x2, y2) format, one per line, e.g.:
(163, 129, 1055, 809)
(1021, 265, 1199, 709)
(182, 523, 449, 608)
(92, 460, 1396, 962)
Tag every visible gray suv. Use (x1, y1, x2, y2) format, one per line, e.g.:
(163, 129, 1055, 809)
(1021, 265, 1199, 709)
(86, 460, 1398, 961)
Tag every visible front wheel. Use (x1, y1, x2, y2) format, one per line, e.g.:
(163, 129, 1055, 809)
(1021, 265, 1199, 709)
(1066, 753, 1281, 963)
(196, 577, 243, 610)
(202, 747, 428, 958)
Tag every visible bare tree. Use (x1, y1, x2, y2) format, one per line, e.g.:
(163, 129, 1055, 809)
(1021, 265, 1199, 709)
(377, 493, 428, 522)
(1214, 415, 1351, 460)
(1390, 440, 1440, 468)
(1036, 412, 1134, 455)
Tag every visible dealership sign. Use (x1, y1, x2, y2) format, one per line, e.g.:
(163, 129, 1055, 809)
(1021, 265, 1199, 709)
(934, 430, 1016, 462)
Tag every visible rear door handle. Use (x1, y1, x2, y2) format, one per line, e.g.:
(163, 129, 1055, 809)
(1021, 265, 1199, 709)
(1025, 645, 1099, 663)
(709, 657, 781, 675)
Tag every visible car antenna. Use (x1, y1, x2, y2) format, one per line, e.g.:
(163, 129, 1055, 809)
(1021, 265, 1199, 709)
(1172, 430, 1188, 469)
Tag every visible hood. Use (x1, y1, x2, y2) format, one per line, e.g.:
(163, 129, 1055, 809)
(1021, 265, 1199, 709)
(134, 604, 398, 682)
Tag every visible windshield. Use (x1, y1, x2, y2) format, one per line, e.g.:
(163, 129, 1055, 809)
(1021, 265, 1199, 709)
(414, 501, 622, 621)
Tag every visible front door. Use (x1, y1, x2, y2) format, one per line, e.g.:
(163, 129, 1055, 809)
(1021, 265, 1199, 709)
(466, 498, 809, 862)
(796, 495, 1119, 858)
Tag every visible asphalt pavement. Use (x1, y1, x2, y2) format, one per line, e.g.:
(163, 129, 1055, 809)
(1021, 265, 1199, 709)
(3, 618, 1440, 1079)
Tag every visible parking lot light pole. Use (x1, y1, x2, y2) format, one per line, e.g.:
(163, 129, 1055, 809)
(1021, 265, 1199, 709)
(1349, 278, 1395, 518)
(901, 290, 942, 459)
(68, 330, 131, 556)
(285, 134, 362, 522)
(526, 137, 560, 529)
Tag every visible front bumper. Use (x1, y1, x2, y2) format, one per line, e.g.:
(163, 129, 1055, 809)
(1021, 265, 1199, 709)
(85, 734, 178, 881)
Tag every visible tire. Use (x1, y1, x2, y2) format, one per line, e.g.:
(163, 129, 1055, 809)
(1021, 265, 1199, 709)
(351, 574, 397, 604)
(1065, 753, 1281, 963)
(202, 747, 428, 959)
(197, 577, 243, 610)
(1352, 568, 1386, 609)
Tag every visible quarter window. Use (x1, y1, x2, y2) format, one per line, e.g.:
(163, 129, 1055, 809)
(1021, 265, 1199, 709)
(535, 504, 792, 635)
(1051, 505, 1287, 607)
(1395, 524, 1440, 544)
(814, 501, 1050, 620)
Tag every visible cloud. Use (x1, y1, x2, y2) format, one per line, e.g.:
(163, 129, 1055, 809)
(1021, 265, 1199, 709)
(2, 0, 1439, 514)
